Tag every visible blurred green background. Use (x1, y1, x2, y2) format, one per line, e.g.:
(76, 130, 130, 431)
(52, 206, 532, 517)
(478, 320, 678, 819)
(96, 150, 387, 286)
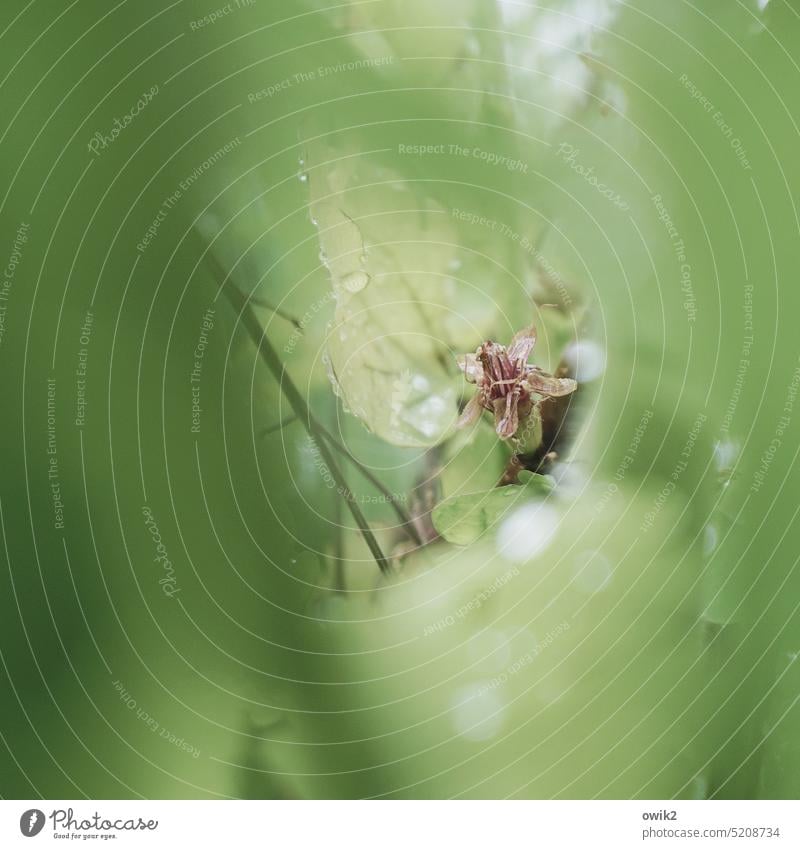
(1, 0, 799, 799)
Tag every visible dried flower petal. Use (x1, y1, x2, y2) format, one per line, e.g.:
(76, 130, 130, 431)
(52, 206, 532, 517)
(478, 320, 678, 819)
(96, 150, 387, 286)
(458, 393, 483, 428)
(506, 325, 537, 366)
(494, 394, 520, 438)
(456, 325, 577, 440)
(524, 370, 578, 397)
(457, 353, 483, 384)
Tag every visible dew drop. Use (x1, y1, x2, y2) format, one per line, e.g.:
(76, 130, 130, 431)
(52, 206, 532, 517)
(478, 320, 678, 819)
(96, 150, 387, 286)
(466, 629, 512, 673)
(341, 270, 370, 293)
(563, 340, 605, 382)
(714, 439, 739, 473)
(308, 593, 349, 628)
(549, 461, 587, 500)
(688, 774, 709, 799)
(496, 503, 560, 563)
(465, 34, 481, 57)
(450, 682, 505, 742)
(571, 549, 612, 594)
(297, 171, 308, 183)
(703, 523, 718, 557)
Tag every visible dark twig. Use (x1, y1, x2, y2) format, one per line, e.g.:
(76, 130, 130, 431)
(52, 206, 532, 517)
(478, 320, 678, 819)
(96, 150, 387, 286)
(249, 295, 302, 331)
(200, 237, 391, 574)
(313, 421, 423, 546)
(260, 414, 299, 436)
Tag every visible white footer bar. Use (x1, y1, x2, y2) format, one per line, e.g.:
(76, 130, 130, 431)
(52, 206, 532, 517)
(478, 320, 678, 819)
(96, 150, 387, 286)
(2, 800, 796, 848)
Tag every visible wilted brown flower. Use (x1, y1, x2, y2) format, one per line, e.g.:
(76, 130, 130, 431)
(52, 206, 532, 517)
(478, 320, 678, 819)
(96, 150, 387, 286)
(457, 325, 577, 439)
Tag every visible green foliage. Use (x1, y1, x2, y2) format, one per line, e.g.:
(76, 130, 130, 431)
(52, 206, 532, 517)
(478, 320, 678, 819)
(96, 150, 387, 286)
(2, 0, 800, 802)
(432, 473, 554, 545)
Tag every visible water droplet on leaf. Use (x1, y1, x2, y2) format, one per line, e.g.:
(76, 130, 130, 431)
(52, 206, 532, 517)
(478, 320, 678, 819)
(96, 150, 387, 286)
(564, 340, 605, 382)
(496, 503, 560, 563)
(571, 549, 612, 594)
(450, 682, 505, 741)
(341, 270, 370, 293)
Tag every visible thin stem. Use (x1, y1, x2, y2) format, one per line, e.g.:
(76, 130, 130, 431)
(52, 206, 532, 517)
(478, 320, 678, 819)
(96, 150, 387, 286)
(258, 381, 421, 545)
(260, 414, 299, 436)
(202, 239, 391, 575)
(314, 421, 423, 546)
(249, 295, 302, 331)
(332, 416, 346, 594)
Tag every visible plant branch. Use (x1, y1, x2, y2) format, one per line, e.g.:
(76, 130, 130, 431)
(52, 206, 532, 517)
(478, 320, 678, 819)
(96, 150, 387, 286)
(260, 414, 299, 436)
(249, 295, 302, 330)
(201, 238, 391, 574)
(313, 421, 423, 546)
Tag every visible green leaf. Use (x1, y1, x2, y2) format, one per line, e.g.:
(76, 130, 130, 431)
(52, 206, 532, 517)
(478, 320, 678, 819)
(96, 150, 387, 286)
(304, 138, 534, 448)
(432, 474, 553, 545)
